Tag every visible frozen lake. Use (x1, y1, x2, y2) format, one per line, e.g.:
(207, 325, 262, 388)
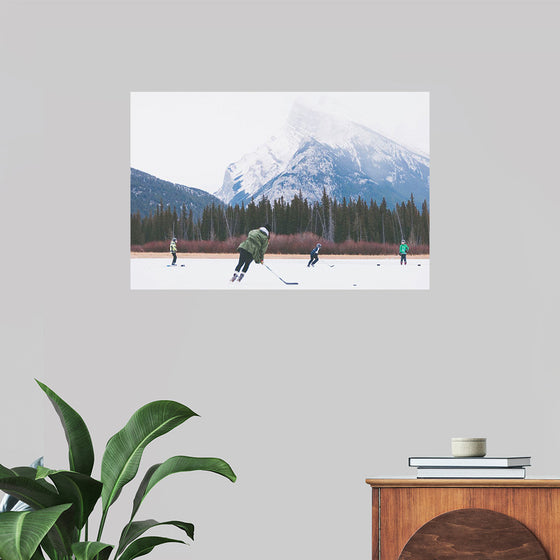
(130, 256, 430, 290)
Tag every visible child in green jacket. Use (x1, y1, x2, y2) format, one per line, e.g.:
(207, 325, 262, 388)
(231, 225, 271, 282)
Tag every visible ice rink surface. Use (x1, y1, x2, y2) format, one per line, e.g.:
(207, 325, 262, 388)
(131, 257, 430, 290)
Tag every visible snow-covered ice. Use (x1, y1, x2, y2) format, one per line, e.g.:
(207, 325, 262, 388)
(130, 257, 430, 290)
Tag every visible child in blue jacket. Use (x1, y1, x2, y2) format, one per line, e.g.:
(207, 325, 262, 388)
(307, 243, 321, 267)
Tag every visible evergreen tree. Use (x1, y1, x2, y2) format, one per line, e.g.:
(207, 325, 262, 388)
(245, 199, 258, 231)
(421, 199, 430, 245)
(379, 198, 387, 244)
(131, 211, 144, 245)
(130, 192, 429, 249)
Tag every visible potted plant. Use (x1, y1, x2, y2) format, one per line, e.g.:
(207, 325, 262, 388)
(0, 380, 236, 560)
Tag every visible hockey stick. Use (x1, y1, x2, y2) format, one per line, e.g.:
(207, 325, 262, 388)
(263, 263, 299, 285)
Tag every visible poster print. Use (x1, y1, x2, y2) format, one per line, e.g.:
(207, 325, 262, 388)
(130, 92, 429, 289)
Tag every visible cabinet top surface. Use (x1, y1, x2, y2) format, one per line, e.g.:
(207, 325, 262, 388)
(365, 478, 560, 488)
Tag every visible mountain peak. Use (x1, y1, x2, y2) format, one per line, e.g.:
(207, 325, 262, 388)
(286, 100, 364, 148)
(214, 101, 429, 207)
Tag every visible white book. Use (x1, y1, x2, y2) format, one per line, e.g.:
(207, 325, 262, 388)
(416, 467, 526, 479)
(409, 456, 531, 468)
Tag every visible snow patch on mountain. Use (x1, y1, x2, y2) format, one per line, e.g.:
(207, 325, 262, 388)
(214, 100, 429, 206)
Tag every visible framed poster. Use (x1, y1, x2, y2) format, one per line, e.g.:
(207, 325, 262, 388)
(130, 92, 430, 289)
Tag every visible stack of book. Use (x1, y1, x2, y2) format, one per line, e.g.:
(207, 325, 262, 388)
(409, 456, 531, 479)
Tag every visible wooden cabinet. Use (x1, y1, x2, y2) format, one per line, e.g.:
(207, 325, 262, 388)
(365, 479, 560, 559)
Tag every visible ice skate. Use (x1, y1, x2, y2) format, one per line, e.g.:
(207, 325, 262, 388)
(230, 272, 238, 282)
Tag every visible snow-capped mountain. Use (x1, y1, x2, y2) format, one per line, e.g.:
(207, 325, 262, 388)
(214, 101, 429, 206)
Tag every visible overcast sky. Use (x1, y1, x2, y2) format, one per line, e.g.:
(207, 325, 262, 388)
(130, 92, 430, 194)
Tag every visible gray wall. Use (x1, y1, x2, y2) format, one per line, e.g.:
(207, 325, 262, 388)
(1, 2, 559, 559)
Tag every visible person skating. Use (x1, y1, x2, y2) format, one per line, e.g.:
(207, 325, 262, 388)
(399, 239, 409, 265)
(307, 243, 321, 267)
(170, 237, 178, 266)
(230, 224, 271, 282)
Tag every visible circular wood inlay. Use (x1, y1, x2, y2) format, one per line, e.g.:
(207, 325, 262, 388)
(398, 508, 548, 559)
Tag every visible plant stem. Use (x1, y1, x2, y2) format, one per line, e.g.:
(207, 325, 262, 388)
(97, 509, 108, 541)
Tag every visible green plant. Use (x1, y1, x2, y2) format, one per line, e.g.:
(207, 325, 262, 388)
(0, 380, 236, 560)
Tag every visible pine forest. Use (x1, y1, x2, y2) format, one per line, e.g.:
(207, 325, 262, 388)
(131, 190, 429, 255)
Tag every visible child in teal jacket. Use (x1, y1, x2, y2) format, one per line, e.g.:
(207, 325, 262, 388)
(399, 239, 409, 265)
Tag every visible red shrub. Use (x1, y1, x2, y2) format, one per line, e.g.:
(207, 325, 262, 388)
(131, 234, 429, 256)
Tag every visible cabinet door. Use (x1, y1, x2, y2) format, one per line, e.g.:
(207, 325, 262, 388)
(378, 487, 559, 559)
(397, 508, 547, 559)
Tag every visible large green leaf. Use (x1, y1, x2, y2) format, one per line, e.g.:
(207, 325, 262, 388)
(100, 401, 197, 513)
(11, 468, 41, 479)
(36, 467, 102, 529)
(11, 467, 57, 495)
(116, 519, 194, 556)
(36, 536, 57, 560)
(130, 456, 236, 521)
(30, 546, 45, 560)
(71, 541, 113, 560)
(0, 476, 76, 557)
(0, 466, 55, 518)
(1, 459, 47, 513)
(0, 465, 14, 478)
(0, 503, 71, 560)
(0, 476, 62, 510)
(0, 466, 19, 513)
(36, 380, 94, 476)
(118, 536, 185, 560)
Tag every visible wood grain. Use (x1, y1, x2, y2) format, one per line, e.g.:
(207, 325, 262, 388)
(378, 487, 560, 559)
(397, 508, 548, 559)
(372, 487, 379, 560)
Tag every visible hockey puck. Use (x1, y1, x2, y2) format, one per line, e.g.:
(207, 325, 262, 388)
(353, 284, 357, 286)
(417, 264, 421, 266)
(377, 264, 380, 266)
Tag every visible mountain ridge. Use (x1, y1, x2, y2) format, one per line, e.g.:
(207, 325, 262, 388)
(130, 168, 224, 219)
(214, 101, 429, 207)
